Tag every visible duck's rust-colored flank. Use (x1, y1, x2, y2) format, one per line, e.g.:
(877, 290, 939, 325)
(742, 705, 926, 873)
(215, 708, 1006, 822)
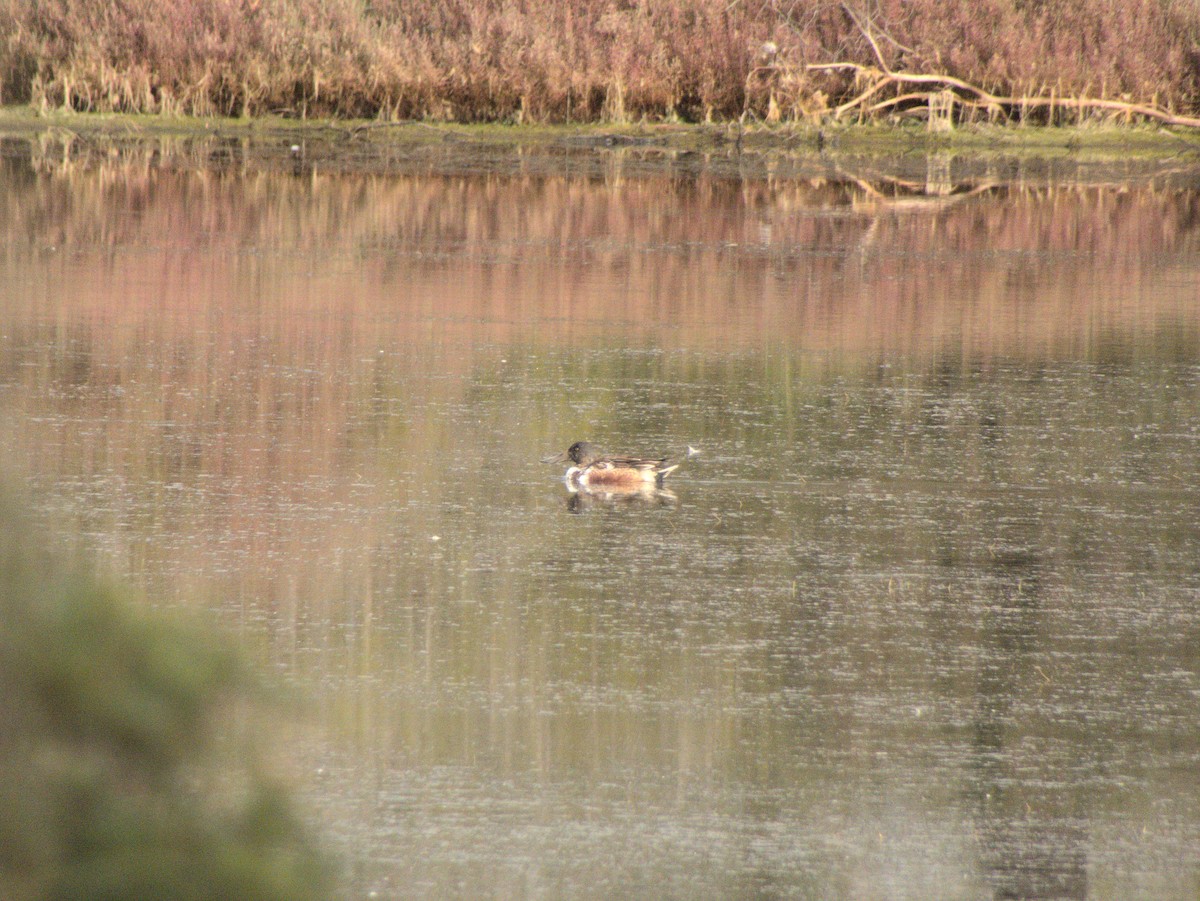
(542, 441, 681, 491)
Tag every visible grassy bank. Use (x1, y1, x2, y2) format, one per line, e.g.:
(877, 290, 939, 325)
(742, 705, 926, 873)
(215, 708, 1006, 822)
(2, 0, 1199, 126)
(5, 104, 1198, 180)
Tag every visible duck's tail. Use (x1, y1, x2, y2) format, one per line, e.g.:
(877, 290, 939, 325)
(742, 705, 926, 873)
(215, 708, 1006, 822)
(654, 461, 681, 486)
(655, 446, 699, 485)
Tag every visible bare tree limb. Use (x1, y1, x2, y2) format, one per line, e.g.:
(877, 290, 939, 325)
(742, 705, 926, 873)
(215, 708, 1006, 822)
(840, 3, 889, 72)
(805, 62, 1200, 128)
(833, 72, 892, 117)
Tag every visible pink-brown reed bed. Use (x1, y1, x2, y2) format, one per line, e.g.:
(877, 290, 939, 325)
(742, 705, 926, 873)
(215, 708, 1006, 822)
(1, 0, 1198, 123)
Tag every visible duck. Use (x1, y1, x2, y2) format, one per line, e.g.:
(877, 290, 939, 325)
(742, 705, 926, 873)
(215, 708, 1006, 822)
(541, 441, 682, 491)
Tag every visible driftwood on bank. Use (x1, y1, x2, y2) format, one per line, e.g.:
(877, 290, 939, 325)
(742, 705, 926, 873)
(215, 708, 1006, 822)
(804, 62, 1200, 129)
(748, 1, 1200, 130)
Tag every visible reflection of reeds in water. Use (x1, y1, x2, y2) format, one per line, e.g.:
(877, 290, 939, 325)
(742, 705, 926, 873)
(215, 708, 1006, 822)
(2, 145, 1197, 360)
(1, 148, 1197, 627)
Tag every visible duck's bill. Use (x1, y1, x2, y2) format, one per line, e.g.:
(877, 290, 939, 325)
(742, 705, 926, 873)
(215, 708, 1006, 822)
(541, 450, 570, 464)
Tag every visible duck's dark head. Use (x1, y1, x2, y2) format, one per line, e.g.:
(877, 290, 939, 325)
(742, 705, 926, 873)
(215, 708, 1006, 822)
(566, 441, 598, 464)
(541, 441, 599, 466)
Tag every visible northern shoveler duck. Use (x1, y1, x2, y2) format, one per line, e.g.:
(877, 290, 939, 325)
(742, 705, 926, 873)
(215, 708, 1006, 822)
(542, 441, 682, 491)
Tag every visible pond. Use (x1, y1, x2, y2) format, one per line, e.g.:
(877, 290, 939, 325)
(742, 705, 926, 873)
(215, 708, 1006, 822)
(2, 131, 1199, 900)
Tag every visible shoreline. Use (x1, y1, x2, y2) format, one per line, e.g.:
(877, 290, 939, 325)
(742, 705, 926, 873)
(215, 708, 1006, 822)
(3, 106, 1199, 185)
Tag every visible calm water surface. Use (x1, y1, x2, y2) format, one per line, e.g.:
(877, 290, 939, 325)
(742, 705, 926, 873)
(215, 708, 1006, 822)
(2, 135, 1199, 900)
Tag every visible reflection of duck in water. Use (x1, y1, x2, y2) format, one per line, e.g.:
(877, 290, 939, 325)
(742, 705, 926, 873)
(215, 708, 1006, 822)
(542, 441, 685, 492)
(565, 485, 677, 513)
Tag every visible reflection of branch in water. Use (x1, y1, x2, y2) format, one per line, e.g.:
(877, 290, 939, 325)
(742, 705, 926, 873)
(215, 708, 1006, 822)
(853, 180, 999, 213)
(833, 160, 1000, 207)
(831, 160, 1001, 251)
(853, 183, 999, 251)
(857, 214, 881, 253)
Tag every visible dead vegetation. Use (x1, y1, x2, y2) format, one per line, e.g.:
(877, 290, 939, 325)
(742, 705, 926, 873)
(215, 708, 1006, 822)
(1, 0, 1198, 128)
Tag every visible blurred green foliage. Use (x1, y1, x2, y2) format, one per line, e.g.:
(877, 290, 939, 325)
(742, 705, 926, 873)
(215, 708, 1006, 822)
(0, 493, 332, 901)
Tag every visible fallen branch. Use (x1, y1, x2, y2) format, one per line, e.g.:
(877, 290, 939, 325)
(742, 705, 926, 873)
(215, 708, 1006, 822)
(805, 62, 1200, 129)
(797, 4, 1200, 129)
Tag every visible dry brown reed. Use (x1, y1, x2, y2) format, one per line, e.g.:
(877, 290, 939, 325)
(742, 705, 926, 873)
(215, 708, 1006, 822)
(1, 0, 1199, 123)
